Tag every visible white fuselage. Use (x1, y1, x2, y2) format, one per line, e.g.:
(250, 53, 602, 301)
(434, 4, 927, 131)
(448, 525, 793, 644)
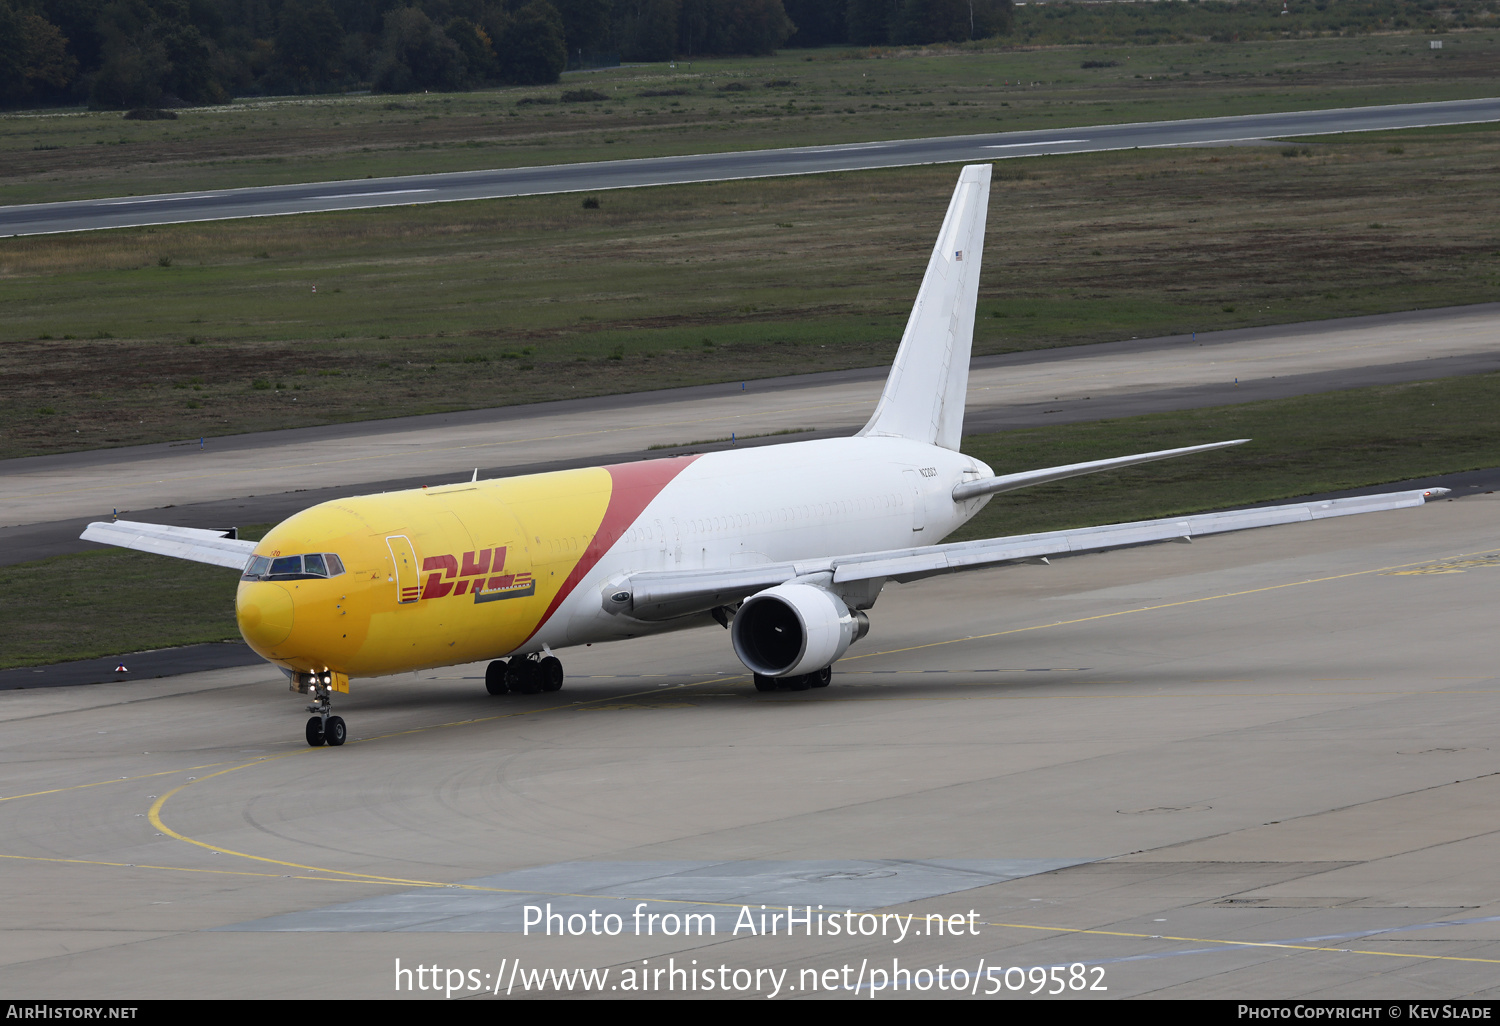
(538, 436, 994, 649)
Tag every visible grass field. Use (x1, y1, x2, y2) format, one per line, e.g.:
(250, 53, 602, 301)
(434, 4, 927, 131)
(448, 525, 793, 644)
(3, 32, 1499, 205)
(950, 372, 1500, 542)
(3, 120, 1498, 459)
(6, 372, 1497, 669)
(0, 524, 269, 670)
(6, 30, 1497, 669)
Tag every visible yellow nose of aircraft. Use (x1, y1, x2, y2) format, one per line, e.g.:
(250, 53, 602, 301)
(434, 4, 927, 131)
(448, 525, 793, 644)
(237, 581, 295, 652)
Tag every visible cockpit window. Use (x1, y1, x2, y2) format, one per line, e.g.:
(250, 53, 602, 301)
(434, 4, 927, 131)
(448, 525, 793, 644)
(242, 553, 346, 581)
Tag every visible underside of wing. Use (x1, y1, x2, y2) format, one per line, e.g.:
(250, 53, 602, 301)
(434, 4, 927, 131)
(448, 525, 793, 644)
(80, 519, 256, 570)
(613, 488, 1447, 621)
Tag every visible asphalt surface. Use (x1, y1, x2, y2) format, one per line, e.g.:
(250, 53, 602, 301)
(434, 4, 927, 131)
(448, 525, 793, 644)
(8, 459, 1497, 690)
(5, 301, 1497, 565)
(7, 99, 1500, 998)
(0, 642, 262, 691)
(4, 299, 1496, 689)
(4, 97, 1499, 236)
(2, 492, 1495, 997)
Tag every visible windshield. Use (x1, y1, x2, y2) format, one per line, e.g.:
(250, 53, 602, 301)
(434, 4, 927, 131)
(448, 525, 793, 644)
(242, 553, 346, 581)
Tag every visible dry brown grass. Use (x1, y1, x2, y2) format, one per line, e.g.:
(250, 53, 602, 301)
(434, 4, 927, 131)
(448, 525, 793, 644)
(4, 32, 1498, 205)
(2, 124, 1498, 458)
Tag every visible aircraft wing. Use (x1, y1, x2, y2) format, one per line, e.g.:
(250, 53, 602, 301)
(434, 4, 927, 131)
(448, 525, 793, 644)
(618, 488, 1447, 621)
(80, 519, 256, 570)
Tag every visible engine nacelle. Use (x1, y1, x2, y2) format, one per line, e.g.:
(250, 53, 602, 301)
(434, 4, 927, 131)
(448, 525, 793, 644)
(731, 583, 869, 678)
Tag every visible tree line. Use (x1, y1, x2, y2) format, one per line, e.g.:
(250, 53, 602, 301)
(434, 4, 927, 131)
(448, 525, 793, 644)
(0, 0, 1010, 108)
(3, 0, 1493, 109)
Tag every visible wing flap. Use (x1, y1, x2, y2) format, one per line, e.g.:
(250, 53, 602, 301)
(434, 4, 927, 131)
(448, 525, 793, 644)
(80, 519, 256, 570)
(626, 563, 803, 620)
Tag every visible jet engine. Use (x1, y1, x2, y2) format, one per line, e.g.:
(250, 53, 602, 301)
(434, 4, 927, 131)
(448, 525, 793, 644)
(730, 583, 870, 678)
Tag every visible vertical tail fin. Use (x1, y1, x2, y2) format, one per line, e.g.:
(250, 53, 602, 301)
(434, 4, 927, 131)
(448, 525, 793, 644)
(857, 164, 991, 451)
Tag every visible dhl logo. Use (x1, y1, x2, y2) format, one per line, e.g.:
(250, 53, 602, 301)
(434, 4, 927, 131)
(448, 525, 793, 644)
(416, 547, 536, 603)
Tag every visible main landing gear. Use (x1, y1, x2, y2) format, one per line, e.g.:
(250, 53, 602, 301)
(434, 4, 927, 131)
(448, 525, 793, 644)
(299, 673, 346, 748)
(752, 666, 833, 692)
(485, 655, 564, 696)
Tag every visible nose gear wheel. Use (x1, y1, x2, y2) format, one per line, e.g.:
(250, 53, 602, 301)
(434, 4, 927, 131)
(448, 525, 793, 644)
(299, 674, 347, 747)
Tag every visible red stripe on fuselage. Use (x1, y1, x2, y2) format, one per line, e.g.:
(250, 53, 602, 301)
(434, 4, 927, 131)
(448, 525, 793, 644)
(522, 456, 700, 644)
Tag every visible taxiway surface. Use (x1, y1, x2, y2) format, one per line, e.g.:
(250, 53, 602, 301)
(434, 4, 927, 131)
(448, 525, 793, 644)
(4, 97, 1498, 236)
(2, 491, 1496, 998)
(4, 302, 1497, 562)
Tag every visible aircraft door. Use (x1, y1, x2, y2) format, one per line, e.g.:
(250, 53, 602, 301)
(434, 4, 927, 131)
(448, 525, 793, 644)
(387, 535, 420, 603)
(655, 517, 681, 569)
(902, 470, 927, 533)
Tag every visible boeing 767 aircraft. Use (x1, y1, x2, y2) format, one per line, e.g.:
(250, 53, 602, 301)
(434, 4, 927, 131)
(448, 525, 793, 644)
(82, 165, 1446, 747)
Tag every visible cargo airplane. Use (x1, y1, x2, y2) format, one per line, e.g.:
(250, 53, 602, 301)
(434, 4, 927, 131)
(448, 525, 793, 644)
(83, 165, 1447, 747)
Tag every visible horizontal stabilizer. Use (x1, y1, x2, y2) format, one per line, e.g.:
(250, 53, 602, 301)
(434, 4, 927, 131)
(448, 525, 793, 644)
(952, 439, 1250, 501)
(81, 520, 256, 570)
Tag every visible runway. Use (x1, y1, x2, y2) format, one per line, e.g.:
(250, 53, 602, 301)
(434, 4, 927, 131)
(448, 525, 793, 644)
(4, 302, 1497, 562)
(3, 97, 1498, 236)
(8, 90, 1500, 1000)
(2, 489, 1495, 998)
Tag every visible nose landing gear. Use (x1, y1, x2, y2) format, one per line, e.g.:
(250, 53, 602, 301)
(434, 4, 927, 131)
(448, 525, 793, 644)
(295, 671, 347, 748)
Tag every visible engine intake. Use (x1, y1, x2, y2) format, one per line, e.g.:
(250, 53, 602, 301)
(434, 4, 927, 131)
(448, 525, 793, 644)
(731, 583, 869, 678)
